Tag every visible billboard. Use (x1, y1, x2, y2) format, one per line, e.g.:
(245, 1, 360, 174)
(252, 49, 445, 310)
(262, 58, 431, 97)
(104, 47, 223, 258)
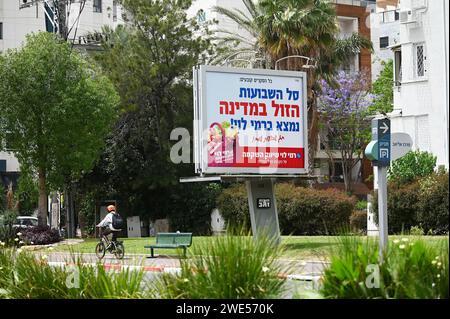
(193, 65, 308, 175)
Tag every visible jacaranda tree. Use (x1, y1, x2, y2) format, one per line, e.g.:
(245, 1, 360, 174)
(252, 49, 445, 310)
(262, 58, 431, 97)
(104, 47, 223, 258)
(318, 71, 374, 193)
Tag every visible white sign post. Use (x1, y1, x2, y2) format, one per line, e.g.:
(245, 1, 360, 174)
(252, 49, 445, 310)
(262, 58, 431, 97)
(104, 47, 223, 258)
(366, 127, 413, 262)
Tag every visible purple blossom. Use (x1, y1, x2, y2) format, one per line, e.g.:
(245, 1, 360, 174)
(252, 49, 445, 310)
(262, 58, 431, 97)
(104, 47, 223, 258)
(318, 71, 374, 117)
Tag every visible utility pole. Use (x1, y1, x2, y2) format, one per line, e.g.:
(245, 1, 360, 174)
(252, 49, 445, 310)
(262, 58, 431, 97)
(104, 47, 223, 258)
(19, 0, 71, 39)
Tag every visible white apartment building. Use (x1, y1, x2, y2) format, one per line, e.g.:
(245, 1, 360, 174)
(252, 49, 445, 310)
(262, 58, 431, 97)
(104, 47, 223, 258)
(390, 0, 449, 169)
(370, 0, 400, 81)
(0, 0, 124, 52)
(0, 0, 124, 177)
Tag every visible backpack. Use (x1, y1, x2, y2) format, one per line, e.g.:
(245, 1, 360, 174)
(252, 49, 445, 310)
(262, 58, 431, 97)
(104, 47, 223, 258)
(112, 213, 124, 229)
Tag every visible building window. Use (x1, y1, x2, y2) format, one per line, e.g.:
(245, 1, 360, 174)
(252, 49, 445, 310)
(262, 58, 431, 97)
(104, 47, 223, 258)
(380, 36, 389, 49)
(113, 0, 117, 22)
(197, 9, 206, 23)
(0, 22, 3, 40)
(394, 50, 402, 86)
(93, 0, 102, 13)
(0, 160, 6, 173)
(414, 43, 426, 78)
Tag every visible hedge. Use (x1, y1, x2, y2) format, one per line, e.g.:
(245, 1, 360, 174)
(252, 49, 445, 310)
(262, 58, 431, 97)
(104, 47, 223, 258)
(217, 183, 356, 235)
(372, 172, 449, 234)
(20, 225, 61, 245)
(350, 210, 367, 234)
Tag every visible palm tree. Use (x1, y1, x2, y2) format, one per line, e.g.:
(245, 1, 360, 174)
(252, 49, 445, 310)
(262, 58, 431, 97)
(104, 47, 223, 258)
(212, 0, 372, 173)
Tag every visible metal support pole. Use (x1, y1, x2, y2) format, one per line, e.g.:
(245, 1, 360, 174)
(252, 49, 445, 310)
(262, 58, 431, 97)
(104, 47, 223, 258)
(377, 165, 388, 262)
(246, 179, 281, 244)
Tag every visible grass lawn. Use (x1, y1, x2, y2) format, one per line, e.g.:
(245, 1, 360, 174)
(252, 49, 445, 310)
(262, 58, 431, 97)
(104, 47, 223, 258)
(45, 235, 448, 260)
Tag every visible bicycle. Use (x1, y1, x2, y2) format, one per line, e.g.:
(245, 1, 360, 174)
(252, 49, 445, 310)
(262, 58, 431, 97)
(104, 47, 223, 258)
(95, 231, 125, 260)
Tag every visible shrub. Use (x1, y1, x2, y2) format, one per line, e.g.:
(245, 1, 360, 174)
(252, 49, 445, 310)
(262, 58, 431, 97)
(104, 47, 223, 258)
(372, 181, 420, 234)
(350, 211, 367, 234)
(277, 184, 356, 235)
(216, 184, 250, 228)
(20, 225, 61, 245)
(166, 183, 222, 235)
(372, 172, 449, 234)
(0, 248, 149, 298)
(417, 172, 449, 234)
(410, 226, 425, 236)
(388, 150, 436, 184)
(217, 183, 356, 235)
(355, 200, 367, 211)
(155, 229, 286, 299)
(0, 210, 18, 246)
(321, 236, 449, 299)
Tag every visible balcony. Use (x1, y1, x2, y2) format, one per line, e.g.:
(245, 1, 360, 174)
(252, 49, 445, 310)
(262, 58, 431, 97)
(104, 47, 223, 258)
(330, 0, 376, 7)
(379, 9, 400, 24)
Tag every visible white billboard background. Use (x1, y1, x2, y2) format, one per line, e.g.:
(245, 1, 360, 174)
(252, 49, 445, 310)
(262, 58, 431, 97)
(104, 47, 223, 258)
(194, 66, 308, 175)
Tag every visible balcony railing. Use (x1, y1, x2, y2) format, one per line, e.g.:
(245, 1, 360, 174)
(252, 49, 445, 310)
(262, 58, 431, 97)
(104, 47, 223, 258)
(379, 9, 400, 24)
(330, 0, 376, 7)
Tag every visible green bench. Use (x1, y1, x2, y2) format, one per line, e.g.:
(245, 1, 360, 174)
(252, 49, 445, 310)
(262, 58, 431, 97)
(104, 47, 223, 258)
(144, 232, 193, 258)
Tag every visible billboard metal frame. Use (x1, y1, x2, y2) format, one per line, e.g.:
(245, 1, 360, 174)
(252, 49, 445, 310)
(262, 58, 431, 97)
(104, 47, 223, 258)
(193, 65, 308, 176)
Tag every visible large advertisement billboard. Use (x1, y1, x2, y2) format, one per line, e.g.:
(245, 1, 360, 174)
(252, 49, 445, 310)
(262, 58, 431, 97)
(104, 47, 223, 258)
(193, 66, 308, 175)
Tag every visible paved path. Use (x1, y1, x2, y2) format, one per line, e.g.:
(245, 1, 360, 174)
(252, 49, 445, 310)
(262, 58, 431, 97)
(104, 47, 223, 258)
(31, 251, 329, 277)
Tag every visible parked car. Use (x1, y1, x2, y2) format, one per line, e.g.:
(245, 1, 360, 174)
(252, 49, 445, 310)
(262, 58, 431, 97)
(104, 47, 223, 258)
(13, 216, 39, 229)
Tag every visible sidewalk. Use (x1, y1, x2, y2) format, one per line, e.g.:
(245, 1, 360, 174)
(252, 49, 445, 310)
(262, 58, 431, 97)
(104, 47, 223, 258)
(32, 251, 328, 283)
(22, 238, 84, 251)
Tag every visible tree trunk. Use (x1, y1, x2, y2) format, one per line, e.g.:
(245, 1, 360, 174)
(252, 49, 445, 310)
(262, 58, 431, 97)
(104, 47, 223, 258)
(38, 167, 48, 226)
(308, 106, 319, 175)
(57, 1, 68, 40)
(342, 162, 352, 194)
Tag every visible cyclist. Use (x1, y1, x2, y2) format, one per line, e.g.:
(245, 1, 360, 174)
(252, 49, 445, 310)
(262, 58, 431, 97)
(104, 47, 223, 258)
(96, 205, 122, 249)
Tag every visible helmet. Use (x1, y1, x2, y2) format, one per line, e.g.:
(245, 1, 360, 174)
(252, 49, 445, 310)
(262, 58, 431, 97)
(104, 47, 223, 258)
(107, 205, 116, 212)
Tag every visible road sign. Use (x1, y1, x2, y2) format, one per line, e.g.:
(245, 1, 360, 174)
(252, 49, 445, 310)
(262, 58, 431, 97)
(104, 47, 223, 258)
(391, 133, 413, 161)
(369, 118, 391, 166)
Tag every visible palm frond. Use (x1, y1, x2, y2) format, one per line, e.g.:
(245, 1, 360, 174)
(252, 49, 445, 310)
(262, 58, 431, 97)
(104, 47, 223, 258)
(212, 6, 258, 38)
(335, 33, 373, 56)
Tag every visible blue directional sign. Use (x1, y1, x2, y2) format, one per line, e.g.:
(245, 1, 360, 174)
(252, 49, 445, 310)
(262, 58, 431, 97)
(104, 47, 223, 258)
(369, 118, 391, 167)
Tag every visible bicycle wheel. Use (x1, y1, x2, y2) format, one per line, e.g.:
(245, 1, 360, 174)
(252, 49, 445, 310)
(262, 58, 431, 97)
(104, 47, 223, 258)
(114, 242, 125, 260)
(95, 242, 106, 259)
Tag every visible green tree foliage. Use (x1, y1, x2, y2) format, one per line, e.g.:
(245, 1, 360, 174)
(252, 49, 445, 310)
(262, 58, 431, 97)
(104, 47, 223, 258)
(370, 59, 394, 114)
(388, 150, 437, 184)
(76, 0, 214, 226)
(0, 32, 119, 226)
(15, 173, 39, 216)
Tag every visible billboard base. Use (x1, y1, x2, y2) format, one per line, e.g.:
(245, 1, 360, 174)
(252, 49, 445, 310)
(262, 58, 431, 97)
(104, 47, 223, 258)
(246, 179, 280, 243)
